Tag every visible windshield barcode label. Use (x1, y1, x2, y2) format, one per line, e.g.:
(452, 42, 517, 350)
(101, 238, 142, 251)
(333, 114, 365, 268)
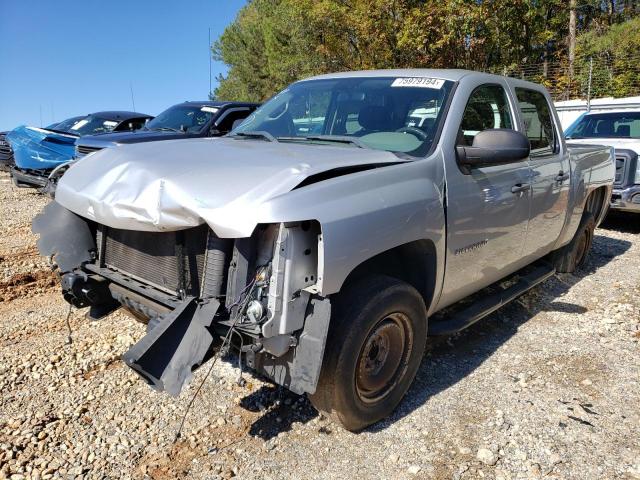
(391, 77, 445, 89)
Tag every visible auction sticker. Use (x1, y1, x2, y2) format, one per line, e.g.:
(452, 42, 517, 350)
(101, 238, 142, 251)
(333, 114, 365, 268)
(391, 77, 444, 89)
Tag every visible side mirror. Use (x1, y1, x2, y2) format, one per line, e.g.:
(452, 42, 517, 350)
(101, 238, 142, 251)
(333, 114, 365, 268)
(456, 129, 530, 173)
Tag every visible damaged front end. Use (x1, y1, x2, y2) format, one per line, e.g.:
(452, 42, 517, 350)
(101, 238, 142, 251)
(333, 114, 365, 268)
(33, 202, 331, 397)
(7, 126, 77, 188)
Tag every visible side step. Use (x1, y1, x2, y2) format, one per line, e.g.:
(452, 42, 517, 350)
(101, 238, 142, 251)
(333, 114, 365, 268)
(429, 263, 555, 336)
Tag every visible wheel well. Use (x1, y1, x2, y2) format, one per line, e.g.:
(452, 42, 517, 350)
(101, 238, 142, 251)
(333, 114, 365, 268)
(340, 240, 437, 311)
(585, 186, 608, 221)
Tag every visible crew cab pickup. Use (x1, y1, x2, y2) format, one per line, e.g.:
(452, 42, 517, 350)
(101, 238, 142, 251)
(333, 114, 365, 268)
(565, 109, 640, 213)
(34, 70, 614, 431)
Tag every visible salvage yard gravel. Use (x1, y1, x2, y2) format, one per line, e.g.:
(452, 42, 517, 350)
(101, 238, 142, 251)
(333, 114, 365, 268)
(0, 171, 638, 480)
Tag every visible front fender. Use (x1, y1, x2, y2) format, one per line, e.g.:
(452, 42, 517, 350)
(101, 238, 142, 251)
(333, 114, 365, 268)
(257, 154, 447, 297)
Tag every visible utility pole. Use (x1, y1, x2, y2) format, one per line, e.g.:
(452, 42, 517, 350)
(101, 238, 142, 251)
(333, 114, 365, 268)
(130, 82, 136, 112)
(587, 57, 593, 111)
(569, 0, 576, 80)
(208, 28, 212, 98)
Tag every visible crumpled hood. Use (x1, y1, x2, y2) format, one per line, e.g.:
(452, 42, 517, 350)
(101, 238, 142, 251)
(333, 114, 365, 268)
(7, 126, 77, 170)
(55, 137, 403, 237)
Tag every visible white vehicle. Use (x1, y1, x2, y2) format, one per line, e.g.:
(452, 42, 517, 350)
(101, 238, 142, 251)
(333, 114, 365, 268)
(565, 109, 640, 213)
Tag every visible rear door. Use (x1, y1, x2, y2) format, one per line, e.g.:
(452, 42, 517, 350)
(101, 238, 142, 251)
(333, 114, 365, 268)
(440, 82, 532, 306)
(514, 87, 570, 260)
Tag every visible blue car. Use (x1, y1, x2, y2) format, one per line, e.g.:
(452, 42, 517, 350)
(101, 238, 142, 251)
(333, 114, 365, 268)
(8, 111, 151, 188)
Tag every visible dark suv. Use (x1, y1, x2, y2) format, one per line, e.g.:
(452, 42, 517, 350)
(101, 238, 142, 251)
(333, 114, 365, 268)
(74, 101, 259, 158)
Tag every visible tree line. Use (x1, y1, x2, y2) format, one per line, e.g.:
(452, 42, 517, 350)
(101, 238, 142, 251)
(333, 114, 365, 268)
(212, 0, 640, 101)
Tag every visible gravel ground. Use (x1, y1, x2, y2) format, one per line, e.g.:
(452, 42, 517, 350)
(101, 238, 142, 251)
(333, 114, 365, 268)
(0, 170, 638, 480)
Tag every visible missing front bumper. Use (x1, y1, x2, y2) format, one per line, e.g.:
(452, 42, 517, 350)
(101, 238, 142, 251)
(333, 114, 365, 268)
(122, 297, 221, 396)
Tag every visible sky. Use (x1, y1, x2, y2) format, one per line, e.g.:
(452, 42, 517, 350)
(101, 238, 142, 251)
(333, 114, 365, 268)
(0, 0, 247, 131)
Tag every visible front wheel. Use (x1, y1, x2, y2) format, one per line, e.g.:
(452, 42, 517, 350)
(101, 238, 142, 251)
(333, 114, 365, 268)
(309, 275, 427, 431)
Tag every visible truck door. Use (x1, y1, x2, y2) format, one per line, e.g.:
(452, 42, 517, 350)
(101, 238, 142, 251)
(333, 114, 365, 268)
(440, 83, 532, 306)
(514, 87, 570, 260)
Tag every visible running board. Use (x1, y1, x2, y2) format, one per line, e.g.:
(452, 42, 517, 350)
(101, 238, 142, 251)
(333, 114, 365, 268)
(429, 263, 555, 336)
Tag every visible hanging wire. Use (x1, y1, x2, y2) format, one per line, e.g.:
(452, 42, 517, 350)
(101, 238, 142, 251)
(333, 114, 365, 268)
(174, 281, 257, 442)
(64, 304, 73, 345)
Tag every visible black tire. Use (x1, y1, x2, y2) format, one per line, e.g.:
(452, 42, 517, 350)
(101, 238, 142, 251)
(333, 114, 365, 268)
(309, 275, 427, 431)
(552, 212, 595, 273)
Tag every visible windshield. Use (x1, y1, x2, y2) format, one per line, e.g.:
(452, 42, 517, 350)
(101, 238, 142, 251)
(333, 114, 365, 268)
(48, 116, 86, 134)
(145, 105, 218, 133)
(69, 115, 122, 136)
(565, 111, 640, 139)
(233, 76, 454, 157)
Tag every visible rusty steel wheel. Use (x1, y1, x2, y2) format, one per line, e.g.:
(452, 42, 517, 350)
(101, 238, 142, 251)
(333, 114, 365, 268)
(355, 313, 413, 404)
(309, 275, 427, 431)
(552, 212, 595, 273)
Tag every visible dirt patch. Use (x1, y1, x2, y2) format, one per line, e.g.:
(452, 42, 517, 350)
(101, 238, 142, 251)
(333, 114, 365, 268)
(137, 441, 201, 479)
(0, 269, 57, 302)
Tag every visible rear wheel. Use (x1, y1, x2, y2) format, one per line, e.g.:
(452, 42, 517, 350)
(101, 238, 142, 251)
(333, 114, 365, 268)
(552, 212, 595, 273)
(309, 275, 427, 431)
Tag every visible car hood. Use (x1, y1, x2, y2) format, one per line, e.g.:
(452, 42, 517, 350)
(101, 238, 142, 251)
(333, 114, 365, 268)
(55, 137, 405, 237)
(7, 126, 77, 169)
(79, 130, 200, 148)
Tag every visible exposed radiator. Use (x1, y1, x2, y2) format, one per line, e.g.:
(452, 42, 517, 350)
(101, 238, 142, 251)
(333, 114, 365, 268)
(98, 225, 230, 297)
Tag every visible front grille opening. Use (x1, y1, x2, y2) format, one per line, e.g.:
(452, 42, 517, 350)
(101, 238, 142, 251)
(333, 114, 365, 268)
(100, 225, 208, 296)
(614, 156, 626, 186)
(76, 145, 104, 156)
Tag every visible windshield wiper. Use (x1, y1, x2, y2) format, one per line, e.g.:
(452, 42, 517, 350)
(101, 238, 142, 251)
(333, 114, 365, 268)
(278, 135, 366, 148)
(148, 127, 183, 133)
(44, 128, 78, 136)
(230, 131, 277, 142)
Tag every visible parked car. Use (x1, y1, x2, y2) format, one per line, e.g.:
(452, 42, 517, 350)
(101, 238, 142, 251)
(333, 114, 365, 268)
(0, 132, 14, 172)
(8, 111, 152, 188)
(74, 101, 259, 158)
(34, 70, 614, 431)
(44, 116, 86, 134)
(565, 109, 640, 213)
(40, 102, 259, 194)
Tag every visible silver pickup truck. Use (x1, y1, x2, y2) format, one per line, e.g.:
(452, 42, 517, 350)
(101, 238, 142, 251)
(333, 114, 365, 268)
(34, 70, 614, 431)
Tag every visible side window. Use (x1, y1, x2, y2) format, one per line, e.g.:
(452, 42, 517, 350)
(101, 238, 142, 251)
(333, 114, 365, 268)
(215, 109, 251, 134)
(130, 118, 149, 131)
(114, 119, 147, 132)
(515, 88, 556, 155)
(457, 84, 513, 146)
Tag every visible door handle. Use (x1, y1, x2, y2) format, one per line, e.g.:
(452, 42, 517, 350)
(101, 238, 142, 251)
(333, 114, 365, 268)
(555, 171, 570, 182)
(511, 183, 530, 194)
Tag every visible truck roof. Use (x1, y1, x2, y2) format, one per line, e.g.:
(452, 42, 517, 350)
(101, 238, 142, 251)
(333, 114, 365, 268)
(89, 111, 152, 120)
(178, 101, 260, 108)
(304, 68, 546, 91)
(579, 109, 640, 115)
